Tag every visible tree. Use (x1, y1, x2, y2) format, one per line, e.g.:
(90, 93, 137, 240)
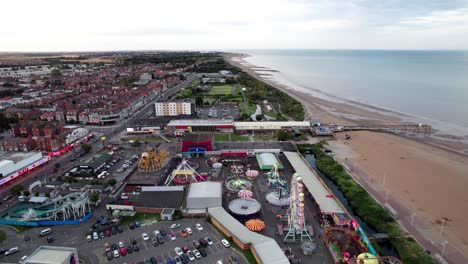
(81, 143, 92, 153)
(256, 114, 264, 121)
(131, 140, 141, 148)
(195, 96, 203, 107)
(23, 190, 30, 197)
(10, 184, 24, 196)
(107, 179, 117, 186)
(45, 192, 50, 197)
(90, 193, 99, 203)
(241, 113, 250, 121)
(276, 129, 293, 141)
(50, 68, 61, 77)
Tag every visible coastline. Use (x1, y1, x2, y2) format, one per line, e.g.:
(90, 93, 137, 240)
(224, 52, 468, 260)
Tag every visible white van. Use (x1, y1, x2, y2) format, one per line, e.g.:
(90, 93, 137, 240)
(39, 228, 52, 237)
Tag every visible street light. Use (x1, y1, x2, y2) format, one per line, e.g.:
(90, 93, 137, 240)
(100, 136, 106, 149)
(411, 213, 416, 225)
(440, 218, 446, 236)
(441, 240, 448, 257)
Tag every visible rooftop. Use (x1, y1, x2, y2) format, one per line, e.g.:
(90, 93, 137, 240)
(183, 133, 214, 143)
(167, 119, 234, 126)
(283, 151, 345, 214)
(24, 245, 77, 264)
(0, 151, 42, 163)
(187, 181, 222, 199)
(134, 190, 184, 209)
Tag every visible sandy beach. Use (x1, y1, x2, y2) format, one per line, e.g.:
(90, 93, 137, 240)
(225, 53, 468, 259)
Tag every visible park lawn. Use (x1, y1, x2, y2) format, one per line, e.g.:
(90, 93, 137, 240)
(253, 133, 277, 141)
(203, 98, 216, 105)
(121, 213, 160, 226)
(231, 134, 249, 141)
(214, 133, 229, 142)
(175, 89, 192, 98)
(188, 79, 200, 88)
(0, 230, 5, 242)
(208, 85, 232, 95)
(240, 103, 257, 115)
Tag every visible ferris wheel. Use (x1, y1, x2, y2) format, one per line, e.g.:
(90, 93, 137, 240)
(284, 173, 312, 242)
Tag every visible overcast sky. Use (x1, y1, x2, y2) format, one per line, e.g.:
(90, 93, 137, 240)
(1, 0, 468, 51)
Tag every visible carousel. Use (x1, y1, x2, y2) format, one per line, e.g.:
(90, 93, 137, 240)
(164, 158, 207, 185)
(245, 219, 266, 232)
(137, 148, 169, 172)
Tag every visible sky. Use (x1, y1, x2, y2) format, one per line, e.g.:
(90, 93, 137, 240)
(1, 0, 468, 51)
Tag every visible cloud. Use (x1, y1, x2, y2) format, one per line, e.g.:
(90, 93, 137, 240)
(96, 27, 210, 37)
(400, 8, 468, 27)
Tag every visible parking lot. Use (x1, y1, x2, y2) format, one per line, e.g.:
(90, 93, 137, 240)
(0, 218, 245, 264)
(197, 105, 240, 120)
(89, 218, 244, 264)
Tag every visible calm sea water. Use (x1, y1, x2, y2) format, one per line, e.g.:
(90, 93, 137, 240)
(238, 50, 468, 136)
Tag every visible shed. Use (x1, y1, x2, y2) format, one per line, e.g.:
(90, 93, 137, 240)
(161, 208, 175, 221)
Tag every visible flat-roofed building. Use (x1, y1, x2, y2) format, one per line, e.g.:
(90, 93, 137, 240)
(22, 245, 78, 264)
(155, 101, 192, 116)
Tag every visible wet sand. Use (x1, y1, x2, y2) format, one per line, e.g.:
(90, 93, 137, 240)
(225, 52, 468, 257)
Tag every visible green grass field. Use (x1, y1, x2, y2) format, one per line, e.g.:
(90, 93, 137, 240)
(214, 134, 229, 142)
(208, 85, 232, 95)
(240, 103, 257, 115)
(230, 134, 249, 141)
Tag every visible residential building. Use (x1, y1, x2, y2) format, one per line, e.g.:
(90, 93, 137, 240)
(155, 101, 193, 116)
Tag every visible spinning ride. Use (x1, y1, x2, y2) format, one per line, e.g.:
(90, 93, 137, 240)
(225, 176, 252, 193)
(138, 148, 169, 172)
(284, 173, 312, 242)
(165, 159, 206, 185)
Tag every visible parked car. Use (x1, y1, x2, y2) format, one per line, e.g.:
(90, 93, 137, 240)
(4, 247, 19, 256)
(175, 247, 183, 256)
(166, 258, 174, 264)
(131, 238, 137, 244)
(46, 236, 54, 243)
(142, 232, 149, 241)
(132, 244, 140, 252)
(119, 247, 127, 256)
(199, 248, 207, 257)
(185, 227, 192, 235)
(86, 235, 92, 242)
(180, 254, 189, 264)
(104, 243, 111, 252)
(99, 232, 105, 239)
(179, 230, 187, 237)
(111, 243, 118, 251)
(150, 256, 158, 264)
(169, 232, 176, 240)
(192, 240, 201, 249)
(206, 237, 213, 245)
(126, 245, 134, 254)
(160, 229, 167, 236)
(170, 223, 181, 229)
(118, 241, 125, 248)
(152, 238, 159, 247)
(228, 255, 239, 264)
(195, 223, 203, 231)
(106, 251, 113, 260)
(193, 249, 201, 259)
(117, 226, 124, 233)
(93, 232, 99, 240)
(23, 234, 30, 241)
(181, 246, 189, 253)
(111, 226, 118, 235)
(19, 255, 28, 263)
(135, 221, 141, 228)
(187, 251, 195, 261)
(113, 249, 120, 258)
(174, 256, 182, 264)
(129, 223, 135, 230)
(221, 239, 230, 248)
(105, 229, 111, 237)
(198, 238, 207, 248)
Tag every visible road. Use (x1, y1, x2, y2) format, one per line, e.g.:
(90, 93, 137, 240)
(0, 74, 196, 200)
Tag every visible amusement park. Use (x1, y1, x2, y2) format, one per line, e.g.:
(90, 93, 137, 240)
(0, 131, 406, 264)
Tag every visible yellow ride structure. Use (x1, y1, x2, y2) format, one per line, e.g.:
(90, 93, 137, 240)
(138, 147, 169, 172)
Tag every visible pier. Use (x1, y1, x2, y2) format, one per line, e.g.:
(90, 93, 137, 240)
(337, 124, 432, 137)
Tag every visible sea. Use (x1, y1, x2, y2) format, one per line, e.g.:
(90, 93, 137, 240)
(234, 50, 468, 138)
